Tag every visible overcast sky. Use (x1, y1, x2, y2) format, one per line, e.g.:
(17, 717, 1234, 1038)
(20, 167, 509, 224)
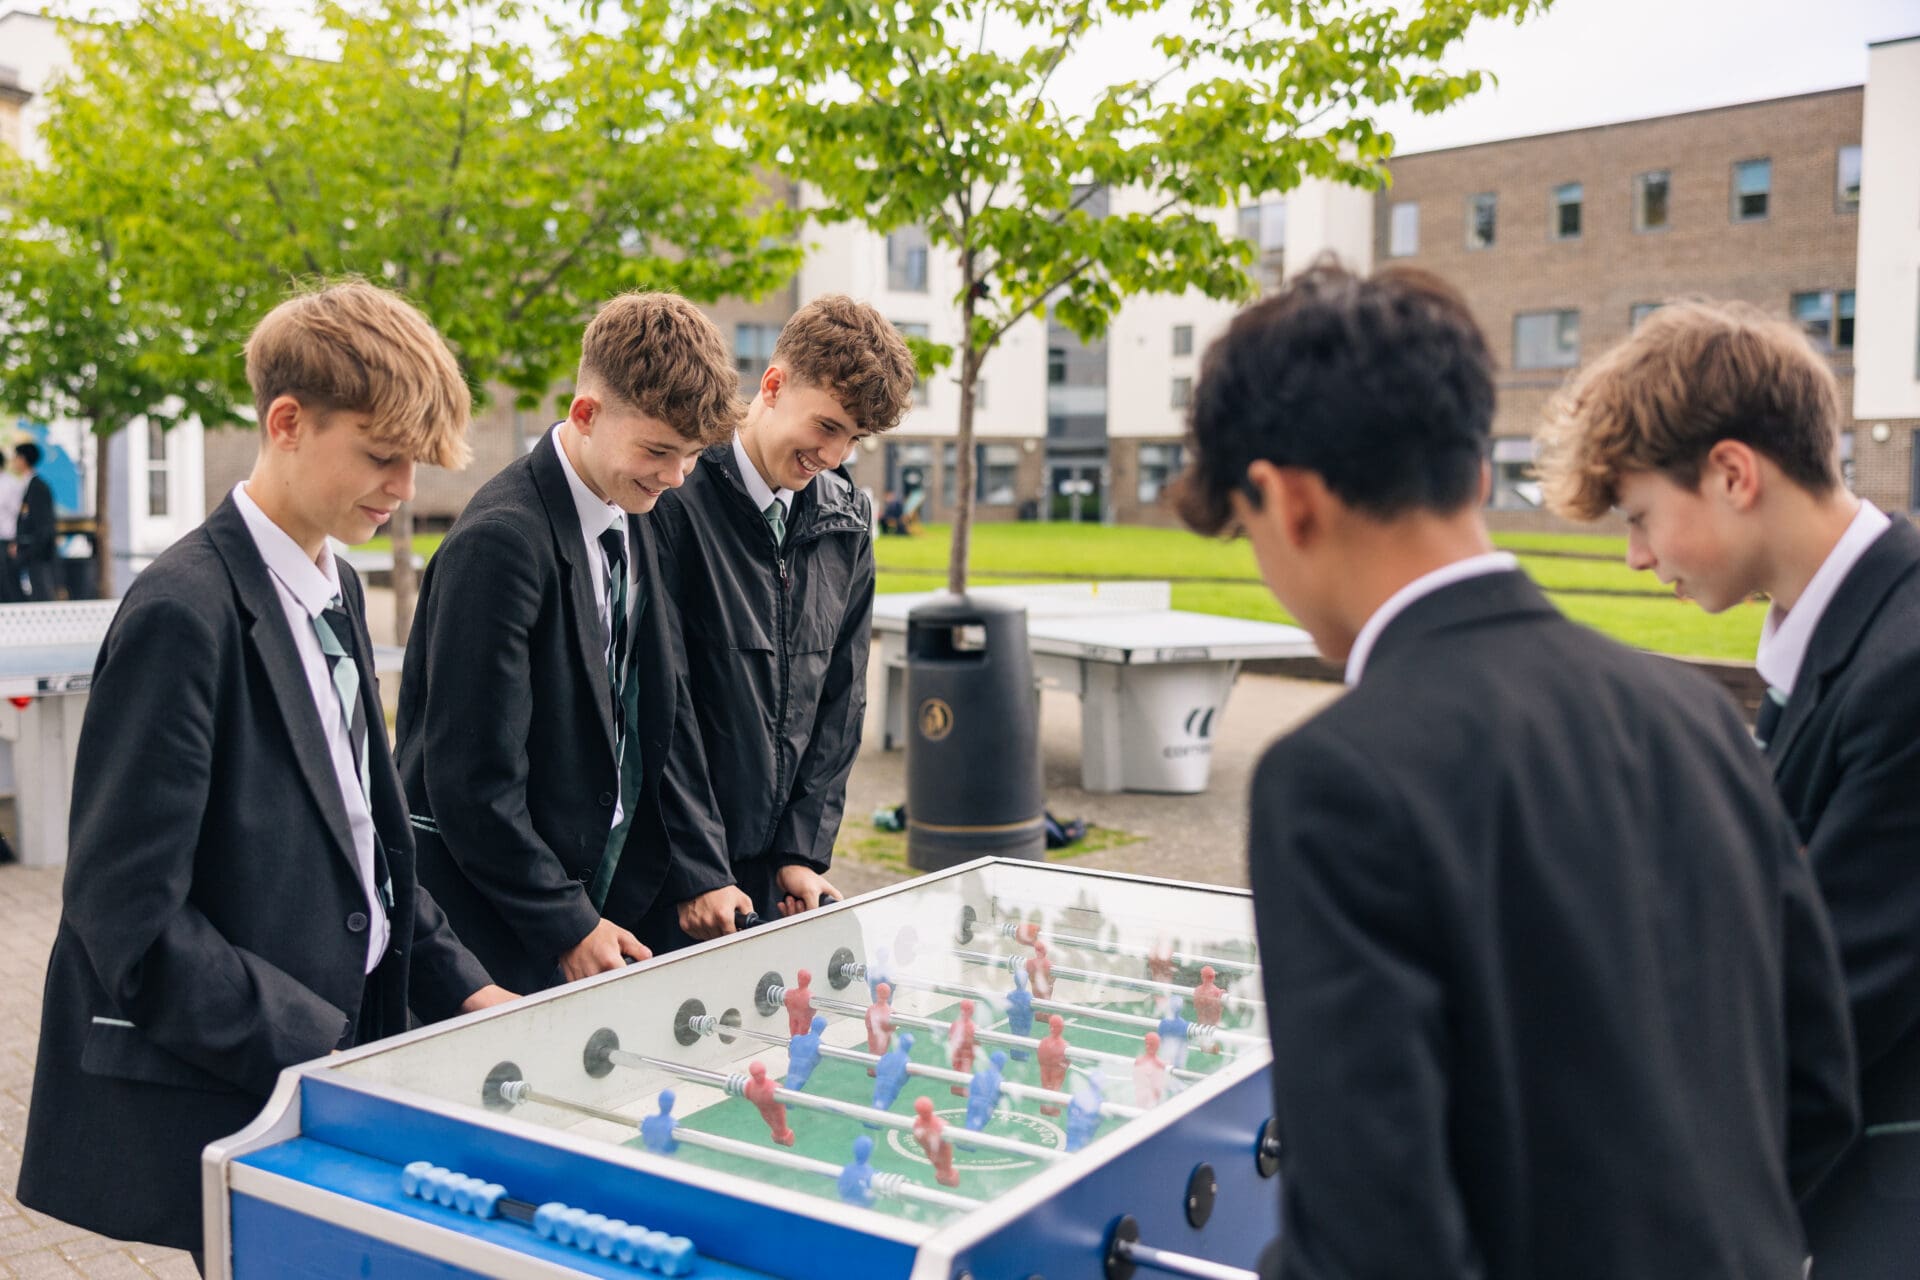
(1370, 0, 1920, 154)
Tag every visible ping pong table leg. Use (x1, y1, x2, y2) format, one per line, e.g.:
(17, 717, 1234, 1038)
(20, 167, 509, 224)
(1079, 661, 1125, 793)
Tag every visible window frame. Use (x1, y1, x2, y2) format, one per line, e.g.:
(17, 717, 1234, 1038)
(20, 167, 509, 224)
(1512, 309, 1581, 371)
(1466, 192, 1497, 251)
(1633, 169, 1671, 233)
(1387, 201, 1419, 257)
(1731, 158, 1772, 223)
(1836, 144, 1862, 213)
(1550, 182, 1583, 241)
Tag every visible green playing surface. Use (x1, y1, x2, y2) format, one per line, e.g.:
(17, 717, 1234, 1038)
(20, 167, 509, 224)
(622, 998, 1246, 1225)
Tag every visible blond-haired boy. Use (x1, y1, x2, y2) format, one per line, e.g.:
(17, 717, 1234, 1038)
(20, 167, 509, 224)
(1539, 299, 1920, 1274)
(398, 291, 745, 987)
(18, 281, 511, 1262)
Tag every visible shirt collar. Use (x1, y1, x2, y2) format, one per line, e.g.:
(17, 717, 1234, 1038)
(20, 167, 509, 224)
(1344, 551, 1521, 686)
(733, 433, 791, 515)
(550, 423, 625, 541)
(232, 481, 341, 618)
(1756, 499, 1891, 696)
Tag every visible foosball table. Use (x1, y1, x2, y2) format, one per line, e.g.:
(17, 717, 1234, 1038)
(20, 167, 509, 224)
(204, 858, 1281, 1279)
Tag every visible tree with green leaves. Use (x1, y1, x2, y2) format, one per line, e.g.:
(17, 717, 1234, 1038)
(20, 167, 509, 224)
(1, 0, 799, 627)
(708, 0, 1547, 592)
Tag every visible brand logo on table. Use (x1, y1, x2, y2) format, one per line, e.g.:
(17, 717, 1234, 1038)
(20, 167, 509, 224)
(1164, 705, 1216, 760)
(918, 697, 954, 741)
(885, 1107, 1062, 1171)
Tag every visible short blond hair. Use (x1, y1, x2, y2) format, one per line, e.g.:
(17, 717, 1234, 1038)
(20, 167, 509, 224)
(769, 295, 917, 435)
(245, 281, 472, 469)
(1536, 299, 1842, 520)
(578, 292, 741, 447)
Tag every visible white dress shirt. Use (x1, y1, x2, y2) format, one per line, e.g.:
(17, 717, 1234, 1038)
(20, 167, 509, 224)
(232, 482, 390, 973)
(550, 424, 631, 831)
(734, 434, 792, 521)
(1756, 498, 1890, 697)
(1344, 552, 1522, 685)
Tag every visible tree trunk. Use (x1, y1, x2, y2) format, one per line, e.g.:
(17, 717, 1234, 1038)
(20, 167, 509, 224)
(946, 273, 980, 597)
(91, 432, 114, 598)
(389, 505, 418, 644)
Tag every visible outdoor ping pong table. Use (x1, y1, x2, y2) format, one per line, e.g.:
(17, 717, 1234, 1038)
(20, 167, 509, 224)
(870, 581, 1318, 794)
(0, 600, 403, 867)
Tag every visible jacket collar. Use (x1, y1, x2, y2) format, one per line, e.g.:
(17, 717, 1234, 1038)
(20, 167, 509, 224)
(704, 442, 866, 542)
(1362, 569, 1559, 680)
(203, 496, 362, 872)
(1768, 519, 1920, 763)
(531, 431, 617, 754)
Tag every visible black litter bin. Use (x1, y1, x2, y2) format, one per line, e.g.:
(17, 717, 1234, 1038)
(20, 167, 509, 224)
(905, 594, 1045, 870)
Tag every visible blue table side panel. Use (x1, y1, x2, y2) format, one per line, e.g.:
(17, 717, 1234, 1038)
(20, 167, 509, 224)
(950, 1065, 1281, 1279)
(235, 1141, 777, 1279)
(296, 1077, 918, 1280)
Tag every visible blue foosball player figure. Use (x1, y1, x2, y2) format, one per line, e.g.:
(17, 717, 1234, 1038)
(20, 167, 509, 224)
(641, 1091, 680, 1155)
(866, 945, 892, 1002)
(872, 1032, 915, 1113)
(837, 1135, 878, 1207)
(1156, 997, 1191, 1070)
(1066, 1072, 1105, 1152)
(788, 1015, 828, 1090)
(965, 1051, 1009, 1130)
(1005, 969, 1034, 1060)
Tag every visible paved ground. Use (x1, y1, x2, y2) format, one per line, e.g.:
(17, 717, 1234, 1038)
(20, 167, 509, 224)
(0, 577, 1342, 1273)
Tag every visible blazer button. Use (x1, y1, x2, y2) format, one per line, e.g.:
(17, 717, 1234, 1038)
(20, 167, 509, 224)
(346, 912, 369, 933)
(598, 792, 614, 807)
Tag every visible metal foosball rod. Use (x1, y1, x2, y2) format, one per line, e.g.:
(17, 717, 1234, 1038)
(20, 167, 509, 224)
(951, 947, 1265, 1011)
(609, 1051, 1070, 1163)
(490, 1079, 979, 1214)
(680, 1012, 1145, 1120)
(968, 903, 1260, 976)
(828, 958, 1263, 1051)
(805, 992, 1210, 1084)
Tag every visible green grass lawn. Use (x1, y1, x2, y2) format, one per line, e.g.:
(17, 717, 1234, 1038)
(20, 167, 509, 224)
(876, 524, 1760, 661)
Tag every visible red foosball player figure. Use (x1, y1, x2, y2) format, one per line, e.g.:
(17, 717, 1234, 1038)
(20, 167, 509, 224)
(1026, 941, 1055, 1000)
(744, 1061, 795, 1147)
(947, 998, 978, 1093)
(784, 969, 815, 1038)
(1192, 965, 1225, 1027)
(1013, 920, 1041, 946)
(866, 982, 896, 1074)
(1133, 1032, 1170, 1108)
(912, 1096, 960, 1187)
(1147, 937, 1175, 986)
(1037, 1014, 1069, 1115)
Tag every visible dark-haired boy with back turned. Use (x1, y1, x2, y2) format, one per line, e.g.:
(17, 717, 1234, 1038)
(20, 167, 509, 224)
(17, 282, 511, 1265)
(1175, 262, 1857, 1279)
(1537, 299, 1920, 1278)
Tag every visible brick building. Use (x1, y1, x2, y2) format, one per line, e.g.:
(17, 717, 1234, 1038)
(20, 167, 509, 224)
(1373, 88, 1867, 530)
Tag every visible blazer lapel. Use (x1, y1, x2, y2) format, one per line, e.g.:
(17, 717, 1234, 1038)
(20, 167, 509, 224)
(1768, 520, 1920, 767)
(531, 432, 618, 755)
(205, 499, 359, 869)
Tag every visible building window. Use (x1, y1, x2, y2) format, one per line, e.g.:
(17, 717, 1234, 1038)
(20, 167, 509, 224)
(888, 441, 933, 502)
(1467, 193, 1497, 250)
(1634, 170, 1670, 232)
(1837, 144, 1861, 212)
(146, 420, 169, 518)
(1171, 376, 1193, 410)
(941, 442, 957, 507)
(1513, 310, 1580, 370)
(1489, 437, 1542, 509)
(1839, 430, 1855, 491)
(1791, 290, 1855, 352)
(734, 323, 779, 392)
(887, 225, 930, 293)
(1172, 325, 1193, 357)
(1630, 302, 1664, 329)
(972, 380, 987, 412)
(1137, 443, 1184, 505)
(894, 321, 932, 405)
(1551, 183, 1583, 240)
(1237, 200, 1287, 290)
(1732, 159, 1771, 221)
(978, 444, 1019, 505)
(1388, 201, 1419, 257)
(1047, 346, 1066, 384)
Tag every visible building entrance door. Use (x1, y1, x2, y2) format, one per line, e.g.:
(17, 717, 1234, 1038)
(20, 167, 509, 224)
(1049, 463, 1104, 523)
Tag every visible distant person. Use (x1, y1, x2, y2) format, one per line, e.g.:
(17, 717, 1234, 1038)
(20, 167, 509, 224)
(879, 488, 907, 535)
(16, 282, 512, 1266)
(1174, 262, 1856, 1279)
(0, 447, 26, 602)
(1537, 299, 1920, 1278)
(652, 295, 915, 927)
(9, 441, 57, 600)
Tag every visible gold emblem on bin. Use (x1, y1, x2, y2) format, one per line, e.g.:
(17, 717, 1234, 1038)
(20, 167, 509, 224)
(918, 697, 954, 741)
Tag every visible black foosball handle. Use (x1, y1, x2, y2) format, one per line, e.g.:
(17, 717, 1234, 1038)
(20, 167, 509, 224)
(734, 909, 763, 931)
